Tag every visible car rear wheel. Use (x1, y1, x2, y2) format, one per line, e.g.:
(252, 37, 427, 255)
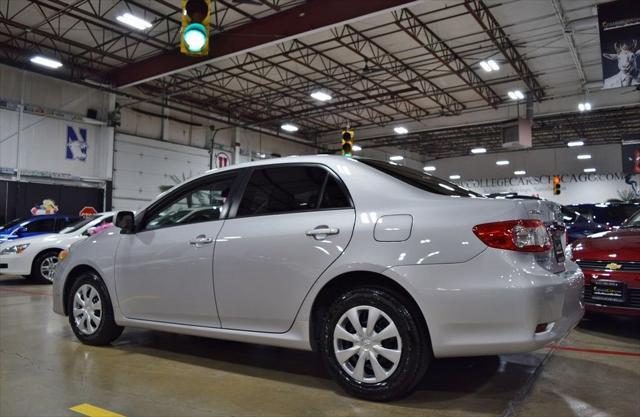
(319, 287, 431, 401)
(67, 272, 123, 346)
(28, 250, 60, 284)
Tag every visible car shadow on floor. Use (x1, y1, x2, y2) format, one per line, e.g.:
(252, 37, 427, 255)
(577, 313, 640, 342)
(110, 328, 541, 413)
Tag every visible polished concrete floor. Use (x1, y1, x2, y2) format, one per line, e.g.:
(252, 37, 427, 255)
(1, 275, 638, 417)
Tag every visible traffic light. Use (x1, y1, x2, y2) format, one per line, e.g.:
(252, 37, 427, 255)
(553, 175, 561, 195)
(341, 128, 355, 157)
(181, 0, 211, 56)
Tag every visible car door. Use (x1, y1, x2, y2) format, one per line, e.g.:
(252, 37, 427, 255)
(214, 164, 355, 333)
(114, 172, 238, 327)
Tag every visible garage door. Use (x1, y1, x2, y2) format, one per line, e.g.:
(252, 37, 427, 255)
(112, 133, 211, 211)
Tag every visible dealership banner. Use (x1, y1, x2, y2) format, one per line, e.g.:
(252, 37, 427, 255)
(598, 0, 640, 89)
(454, 172, 640, 205)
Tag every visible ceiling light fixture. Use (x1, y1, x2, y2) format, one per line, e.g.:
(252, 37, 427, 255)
(577, 154, 592, 160)
(470, 147, 487, 154)
(351, 145, 362, 151)
(496, 160, 510, 166)
(584, 168, 596, 173)
(310, 91, 332, 102)
(449, 175, 461, 180)
(280, 123, 299, 132)
(423, 166, 436, 172)
(514, 170, 526, 175)
(508, 90, 524, 100)
(567, 140, 584, 147)
(389, 155, 404, 161)
(394, 126, 409, 134)
(116, 13, 152, 30)
(479, 60, 500, 72)
(30, 56, 63, 69)
(578, 102, 592, 112)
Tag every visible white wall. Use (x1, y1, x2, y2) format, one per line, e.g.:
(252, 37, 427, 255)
(0, 65, 114, 181)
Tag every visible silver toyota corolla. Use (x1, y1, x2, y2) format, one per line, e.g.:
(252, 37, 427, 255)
(53, 155, 583, 401)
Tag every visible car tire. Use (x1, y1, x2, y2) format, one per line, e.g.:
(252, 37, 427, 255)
(67, 272, 123, 346)
(28, 250, 61, 284)
(319, 286, 431, 401)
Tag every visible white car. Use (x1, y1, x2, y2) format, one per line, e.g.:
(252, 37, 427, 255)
(0, 212, 114, 283)
(52, 156, 583, 400)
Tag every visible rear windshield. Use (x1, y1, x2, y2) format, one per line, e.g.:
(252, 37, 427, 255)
(359, 159, 482, 198)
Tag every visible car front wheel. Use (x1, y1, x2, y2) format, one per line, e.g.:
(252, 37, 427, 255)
(319, 287, 431, 401)
(67, 272, 123, 346)
(29, 250, 60, 284)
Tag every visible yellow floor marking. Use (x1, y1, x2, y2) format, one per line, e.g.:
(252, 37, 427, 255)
(70, 403, 125, 417)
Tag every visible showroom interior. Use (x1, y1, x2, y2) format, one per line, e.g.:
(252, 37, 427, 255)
(0, 0, 639, 415)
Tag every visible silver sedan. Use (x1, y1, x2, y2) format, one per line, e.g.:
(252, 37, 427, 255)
(53, 155, 583, 401)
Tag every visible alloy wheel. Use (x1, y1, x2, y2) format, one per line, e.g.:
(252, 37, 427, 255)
(39, 256, 58, 282)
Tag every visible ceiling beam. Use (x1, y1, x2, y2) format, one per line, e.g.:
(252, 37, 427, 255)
(110, 0, 421, 87)
(463, 0, 545, 101)
(393, 7, 502, 109)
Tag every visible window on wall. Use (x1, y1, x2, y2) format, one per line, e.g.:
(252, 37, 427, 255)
(144, 175, 236, 230)
(237, 166, 351, 216)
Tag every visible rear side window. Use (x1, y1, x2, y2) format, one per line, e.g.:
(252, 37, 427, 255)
(23, 218, 56, 232)
(237, 166, 351, 216)
(359, 159, 482, 198)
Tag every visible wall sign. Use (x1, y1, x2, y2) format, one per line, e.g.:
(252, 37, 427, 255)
(66, 126, 88, 161)
(79, 206, 98, 216)
(215, 151, 231, 168)
(455, 172, 640, 204)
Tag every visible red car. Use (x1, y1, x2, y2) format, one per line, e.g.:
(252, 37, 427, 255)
(572, 210, 640, 317)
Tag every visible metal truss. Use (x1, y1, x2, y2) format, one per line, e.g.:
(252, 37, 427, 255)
(393, 7, 502, 109)
(0, 0, 298, 79)
(463, 0, 545, 101)
(278, 38, 431, 122)
(330, 24, 465, 116)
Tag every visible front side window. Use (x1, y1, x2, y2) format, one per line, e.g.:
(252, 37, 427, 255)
(237, 166, 350, 216)
(144, 175, 236, 231)
(23, 218, 56, 233)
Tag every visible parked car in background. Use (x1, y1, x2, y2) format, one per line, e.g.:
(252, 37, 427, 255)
(0, 214, 82, 243)
(571, 209, 640, 317)
(0, 212, 114, 283)
(561, 206, 611, 243)
(52, 156, 583, 401)
(568, 202, 640, 229)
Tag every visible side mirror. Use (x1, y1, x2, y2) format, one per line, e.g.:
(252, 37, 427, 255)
(115, 211, 135, 234)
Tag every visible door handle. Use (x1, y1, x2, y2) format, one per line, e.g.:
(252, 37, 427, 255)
(305, 225, 339, 240)
(189, 234, 213, 247)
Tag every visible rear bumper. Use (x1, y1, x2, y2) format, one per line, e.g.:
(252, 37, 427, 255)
(585, 303, 640, 317)
(386, 249, 584, 358)
(0, 254, 32, 276)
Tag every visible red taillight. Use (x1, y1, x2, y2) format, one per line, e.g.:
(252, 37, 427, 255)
(472, 219, 551, 252)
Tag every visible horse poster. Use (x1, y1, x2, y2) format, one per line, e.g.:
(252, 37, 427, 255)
(598, 0, 640, 89)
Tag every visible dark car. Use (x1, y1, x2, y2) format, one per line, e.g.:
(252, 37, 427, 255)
(568, 202, 640, 228)
(561, 206, 611, 243)
(0, 214, 82, 242)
